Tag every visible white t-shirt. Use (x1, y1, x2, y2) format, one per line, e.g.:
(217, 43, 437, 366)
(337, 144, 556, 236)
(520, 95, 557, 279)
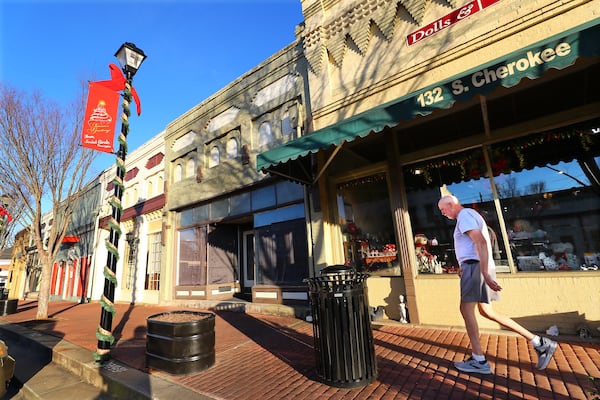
(454, 207, 499, 300)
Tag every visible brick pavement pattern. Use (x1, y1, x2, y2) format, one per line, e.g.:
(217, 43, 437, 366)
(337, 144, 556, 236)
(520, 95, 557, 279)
(2, 301, 599, 400)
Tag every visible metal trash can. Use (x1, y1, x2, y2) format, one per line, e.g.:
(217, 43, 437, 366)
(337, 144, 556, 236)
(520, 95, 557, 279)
(305, 265, 377, 388)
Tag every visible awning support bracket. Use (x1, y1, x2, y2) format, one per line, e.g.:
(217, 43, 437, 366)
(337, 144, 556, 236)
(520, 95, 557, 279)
(311, 143, 343, 185)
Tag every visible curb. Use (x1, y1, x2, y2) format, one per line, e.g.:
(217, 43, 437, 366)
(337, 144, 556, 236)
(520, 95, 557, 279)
(0, 322, 215, 400)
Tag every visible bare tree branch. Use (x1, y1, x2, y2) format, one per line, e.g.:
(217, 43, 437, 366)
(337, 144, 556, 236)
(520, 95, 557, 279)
(0, 82, 98, 319)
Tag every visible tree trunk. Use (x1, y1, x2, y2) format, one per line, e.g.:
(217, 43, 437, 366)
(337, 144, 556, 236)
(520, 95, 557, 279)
(35, 257, 53, 319)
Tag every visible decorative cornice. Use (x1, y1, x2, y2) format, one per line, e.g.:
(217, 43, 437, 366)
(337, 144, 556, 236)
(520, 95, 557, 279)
(146, 152, 164, 170)
(303, 0, 456, 73)
(121, 194, 166, 222)
(124, 167, 139, 182)
(146, 210, 163, 222)
(304, 26, 326, 74)
(399, 0, 428, 23)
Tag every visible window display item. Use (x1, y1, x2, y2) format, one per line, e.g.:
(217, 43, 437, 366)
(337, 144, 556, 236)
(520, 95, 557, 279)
(415, 234, 442, 274)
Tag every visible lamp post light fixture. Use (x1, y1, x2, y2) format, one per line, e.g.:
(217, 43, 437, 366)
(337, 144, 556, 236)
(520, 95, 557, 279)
(95, 42, 146, 363)
(114, 42, 147, 79)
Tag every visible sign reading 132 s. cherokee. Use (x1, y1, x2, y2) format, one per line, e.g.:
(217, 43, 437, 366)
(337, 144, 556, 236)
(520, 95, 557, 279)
(407, 0, 501, 46)
(410, 30, 587, 113)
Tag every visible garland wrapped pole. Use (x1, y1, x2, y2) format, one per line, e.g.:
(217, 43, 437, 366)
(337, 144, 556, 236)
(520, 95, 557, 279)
(95, 43, 146, 362)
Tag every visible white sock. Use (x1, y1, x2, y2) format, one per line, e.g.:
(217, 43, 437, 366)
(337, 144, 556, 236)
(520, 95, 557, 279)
(531, 335, 542, 347)
(472, 353, 486, 362)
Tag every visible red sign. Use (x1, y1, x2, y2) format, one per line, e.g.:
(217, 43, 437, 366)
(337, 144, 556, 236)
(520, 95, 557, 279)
(407, 0, 501, 46)
(0, 205, 12, 222)
(81, 82, 120, 153)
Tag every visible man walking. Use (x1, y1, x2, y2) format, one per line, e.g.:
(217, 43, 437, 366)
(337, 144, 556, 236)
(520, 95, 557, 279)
(437, 195, 557, 374)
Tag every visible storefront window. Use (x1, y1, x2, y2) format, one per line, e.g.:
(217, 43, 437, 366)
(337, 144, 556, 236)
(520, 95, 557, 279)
(124, 241, 137, 289)
(491, 159, 599, 272)
(404, 121, 600, 274)
(211, 198, 229, 219)
(177, 227, 207, 285)
(146, 233, 161, 290)
(276, 180, 304, 204)
(251, 185, 276, 210)
(207, 225, 237, 284)
(337, 172, 400, 276)
(180, 206, 209, 227)
(255, 218, 308, 284)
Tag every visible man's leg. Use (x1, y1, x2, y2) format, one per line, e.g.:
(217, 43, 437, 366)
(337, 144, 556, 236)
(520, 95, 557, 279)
(459, 264, 485, 356)
(461, 301, 484, 355)
(455, 300, 492, 374)
(455, 263, 492, 374)
(478, 302, 534, 340)
(478, 302, 557, 370)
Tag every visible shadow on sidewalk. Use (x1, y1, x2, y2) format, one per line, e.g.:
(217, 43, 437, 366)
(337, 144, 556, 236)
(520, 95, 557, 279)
(214, 307, 318, 381)
(371, 326, 597, 399)
(0, 300, 55, 398)
(108, 303, 148, 371)
(0, 302, 64, 398)
(48, 301, 84, 318)
(112, 302, 135, 344)
(0, 300, 131, 399)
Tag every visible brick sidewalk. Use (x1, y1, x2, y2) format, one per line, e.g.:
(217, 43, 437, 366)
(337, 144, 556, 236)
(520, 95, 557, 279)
(2, 300, 599, 399)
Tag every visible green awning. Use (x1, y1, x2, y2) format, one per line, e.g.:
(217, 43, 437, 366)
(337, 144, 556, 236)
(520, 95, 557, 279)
(257, 20, 600, 184)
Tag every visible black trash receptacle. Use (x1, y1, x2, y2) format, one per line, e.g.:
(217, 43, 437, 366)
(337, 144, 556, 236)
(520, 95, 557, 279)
(305, 265, 377, 388)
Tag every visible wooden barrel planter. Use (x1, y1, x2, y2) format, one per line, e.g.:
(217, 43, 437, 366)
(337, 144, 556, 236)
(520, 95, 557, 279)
(146, 310, 215, 375)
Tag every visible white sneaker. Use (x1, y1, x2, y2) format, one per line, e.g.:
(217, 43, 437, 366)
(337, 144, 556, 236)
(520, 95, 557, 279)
(535, 337, 557, 370)
(454, 357, 492, 374)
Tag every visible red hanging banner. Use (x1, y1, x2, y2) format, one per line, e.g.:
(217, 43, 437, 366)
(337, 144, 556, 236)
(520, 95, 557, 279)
(81, 82, 120, 153)
(0, 205, 12, 222)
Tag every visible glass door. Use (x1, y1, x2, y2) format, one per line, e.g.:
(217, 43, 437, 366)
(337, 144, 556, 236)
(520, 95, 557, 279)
(242, 231, 255, 289)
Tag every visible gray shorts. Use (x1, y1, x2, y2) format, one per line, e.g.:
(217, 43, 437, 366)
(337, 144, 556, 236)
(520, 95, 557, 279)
(460, 261, 491, 303)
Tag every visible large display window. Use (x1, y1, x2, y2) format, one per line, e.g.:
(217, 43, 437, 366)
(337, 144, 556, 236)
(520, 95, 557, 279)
(255, 218, 308, 285)
(336, 171, 400, 276)
(404, 121, 600, 274)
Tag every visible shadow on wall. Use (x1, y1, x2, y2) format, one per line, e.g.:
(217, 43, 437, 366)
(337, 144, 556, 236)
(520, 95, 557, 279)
(513, 311, 600, 338)
(382, 278, 408, 322)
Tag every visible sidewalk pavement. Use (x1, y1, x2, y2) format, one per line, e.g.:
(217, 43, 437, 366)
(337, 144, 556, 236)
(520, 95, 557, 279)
(1, 300, 599, 400)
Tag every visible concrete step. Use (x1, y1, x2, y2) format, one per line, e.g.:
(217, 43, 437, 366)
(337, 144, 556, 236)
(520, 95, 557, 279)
(1, 324, 117, 399)
(0, 322, 213, 400)
(13, 362, 117, 400)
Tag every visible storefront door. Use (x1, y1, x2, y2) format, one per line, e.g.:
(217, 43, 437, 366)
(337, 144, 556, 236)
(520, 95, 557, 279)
(242, 231, 255, 290)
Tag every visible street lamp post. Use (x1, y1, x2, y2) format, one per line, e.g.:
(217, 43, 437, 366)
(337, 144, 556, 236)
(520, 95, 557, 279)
(95, 42, 146, 362)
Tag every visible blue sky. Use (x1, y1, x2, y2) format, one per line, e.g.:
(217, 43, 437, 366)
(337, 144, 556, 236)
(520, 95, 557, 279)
(1, 0, 303, 177)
